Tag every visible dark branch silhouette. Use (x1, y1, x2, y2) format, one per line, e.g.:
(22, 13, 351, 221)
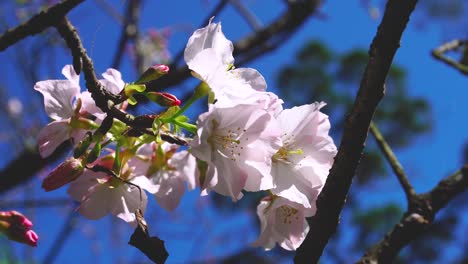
(295, 0, 419, 262)
(357, 166, 468, 263)
(0, 0, 84, 52)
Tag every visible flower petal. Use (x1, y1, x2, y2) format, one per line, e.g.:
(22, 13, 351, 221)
(37, 120, 71, 158)
(184, 18, 234, 67)
(34, 80, 79, 120)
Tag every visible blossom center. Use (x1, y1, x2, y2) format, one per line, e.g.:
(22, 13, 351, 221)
(207, 120, 246, 161)
(272, 146, 303, 164)
(277, 205, 299, 225)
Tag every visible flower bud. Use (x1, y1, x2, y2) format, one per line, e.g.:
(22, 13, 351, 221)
(146, 92, 181, 107)
(135, 64, 170, 84)
(42, 158, 85, 191)
(0, 211, 39, 247)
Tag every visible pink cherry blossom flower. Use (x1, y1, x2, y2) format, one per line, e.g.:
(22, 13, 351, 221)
(252, 196, 313, 251)
(67, 155, 149, 226)
(35, 65, 125, 158)
(190, 103, 280, 200)
(270, 102, 337, 208)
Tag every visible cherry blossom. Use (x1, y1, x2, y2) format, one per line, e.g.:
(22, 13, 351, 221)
(67, 155, 149, 226)
(184, 18, 267, 105)
(190, 103, 280, 200)
(35, 65, 125, 158)
(252, 196, 313, 251)
(131, 143, 197, 211)
(270, 102, 337, 208)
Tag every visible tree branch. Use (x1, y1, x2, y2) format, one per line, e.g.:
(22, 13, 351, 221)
(294, 0, 419, 262)
(0, 143, 71, 195)
(370, 121, 416, 201)
(357, 166, 468, 263)
(111, 0, 142, 71)
(146, 0, 321, 92)
(431, 39, 468, 76)
(0, 0, 84, 52)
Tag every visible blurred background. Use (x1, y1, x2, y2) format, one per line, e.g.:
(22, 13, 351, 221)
(0, 0, 467, 263)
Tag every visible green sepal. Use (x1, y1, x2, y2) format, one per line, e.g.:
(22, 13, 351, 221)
(124, 83, 147, 96)
(127, 96, 138, 105)
(74, 133, 93, 158)
(159, 106, 180, 121)
(112, 142, 122, 173)
(109, 119, 128, 141)
(86, 143, 102, 164)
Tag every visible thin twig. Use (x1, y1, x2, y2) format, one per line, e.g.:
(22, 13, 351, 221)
(111, 0, 143, 72)
(93, 0, 125, 24)
(0, 198, 70, 209)
(431, 39, 468, 76)
(42, 209, 79, 264)
(0, 0, 84, 52)
(294, 0, 419, 262)
(229, 0, 263, 30)
(370, 121, 416, 200)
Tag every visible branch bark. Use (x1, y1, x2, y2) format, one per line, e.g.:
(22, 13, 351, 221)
(0, 143, 70, 195)
(294, 0, 419, 262)
(0, 0, 84, 52)
(357, 166, 468, 263)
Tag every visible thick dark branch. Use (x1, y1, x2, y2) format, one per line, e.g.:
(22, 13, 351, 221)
(357, 166, 468, 263)
(0, 143, 71, 195)
(294, 0, 418, 262)
(55, 16, 123, 108)
(370, 121, 416, 201)
(146, 0, 321, 92)
(0, 0, 84, 52)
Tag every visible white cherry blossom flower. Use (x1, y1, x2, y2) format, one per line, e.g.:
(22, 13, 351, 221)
(190, 103, 281, 200)
(252, 196, 313, 251)
(270, 102, 337, 208)
(184, 19, 267, 105)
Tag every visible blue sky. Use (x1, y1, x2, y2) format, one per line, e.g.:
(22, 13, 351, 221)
(0, 0, 467, 263)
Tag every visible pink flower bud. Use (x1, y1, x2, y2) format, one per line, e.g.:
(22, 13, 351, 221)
(24, 230, 39, 247)
(42, 158, 84, 192)
(0, 211, 38, 247)
(135, 64, 170, 84)
(146, 92, 181, 107)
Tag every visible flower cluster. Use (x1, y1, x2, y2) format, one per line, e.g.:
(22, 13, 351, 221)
(186, 19, 337, 250)
(36, 18, 336, 251)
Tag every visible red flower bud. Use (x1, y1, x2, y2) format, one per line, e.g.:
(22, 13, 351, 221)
(0, 211, 39, 247)
(135, 64, 170, 84)
(146, 92, 181, 107)
(42, 158, 84, 191)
